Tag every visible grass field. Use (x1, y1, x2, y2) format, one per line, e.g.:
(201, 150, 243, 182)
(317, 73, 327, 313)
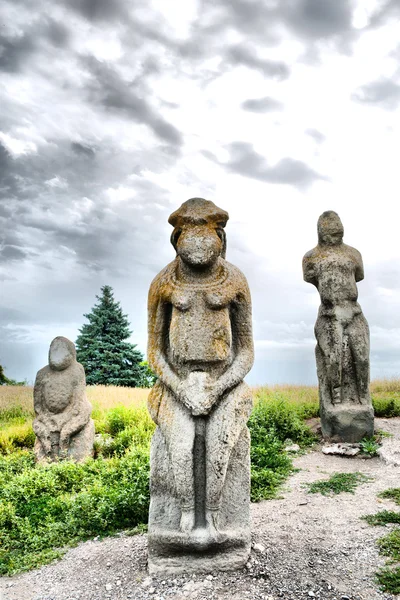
(0, 380, 399, 576)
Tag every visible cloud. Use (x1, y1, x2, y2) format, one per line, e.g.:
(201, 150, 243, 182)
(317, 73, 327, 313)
(305, 128, 326, 143)
(367, 0, 400, 29)
(226, 45, 290, 80)
(352, 78, 400, 110)
(209, 142, 327, 189)
(241, 96, 284, 113)
(71, 142, 96, 158)
(68, 0, 128, 22)
(282, 0, 354, 41)
(0, 11, 70, 73)
(0, 33, 36, 73)
(0, 246, 28, 262)
(198, 0, 357, 58)
(82, 57, 183, 147)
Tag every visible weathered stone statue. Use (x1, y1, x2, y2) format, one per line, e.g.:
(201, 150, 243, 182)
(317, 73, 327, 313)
(147, 198, 254, 574)
(33, 336, 95, 462)
(303, 211, 374, 442)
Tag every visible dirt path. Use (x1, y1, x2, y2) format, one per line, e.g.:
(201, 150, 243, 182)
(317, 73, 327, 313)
(1, 418, 400, 600)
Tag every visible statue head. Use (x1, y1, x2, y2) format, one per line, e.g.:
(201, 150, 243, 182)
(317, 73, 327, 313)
(49, 336, 76, 371)
(317, 211, 344, 247)
(169, 198, 229, 267)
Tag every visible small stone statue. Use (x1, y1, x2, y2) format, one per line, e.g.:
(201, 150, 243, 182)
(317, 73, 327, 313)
(147, 198, 254, 574)
(33, 336, 95, 462)
(303, 211, 374, 442)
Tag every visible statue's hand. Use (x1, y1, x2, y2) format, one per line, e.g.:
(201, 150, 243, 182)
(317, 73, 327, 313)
(178, 372, 217, 416)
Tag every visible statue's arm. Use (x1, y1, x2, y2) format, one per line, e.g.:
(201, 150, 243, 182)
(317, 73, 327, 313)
(59, 367, 91, 451)
(212, 278, 254, 402)
(302, 251, 318, 287)
(354, 249, 364, 282)
(147, 279, 182, 398)
(32, 373, 51, 455)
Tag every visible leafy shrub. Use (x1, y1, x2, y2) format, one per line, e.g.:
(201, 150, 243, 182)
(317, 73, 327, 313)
(0, 423, 36, 454)
(250, 394, 316, 447)
(372, 396, 400, 418)
(0, 449, 150, 575)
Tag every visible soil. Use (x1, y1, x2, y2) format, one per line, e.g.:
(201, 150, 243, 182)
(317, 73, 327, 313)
(1, 417, 400, 600)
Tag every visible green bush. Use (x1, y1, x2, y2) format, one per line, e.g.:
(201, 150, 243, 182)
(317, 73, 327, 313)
(250, 394, 317, 447)
(0, 449, 150, 575)
(0, 423, 36, 454)
(372, 396, 400, 418)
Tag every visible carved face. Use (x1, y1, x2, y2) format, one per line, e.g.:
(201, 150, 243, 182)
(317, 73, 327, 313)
(49, 337, 76, 371)
(175, 224, 223, 267)
(318, 213, 344, 247)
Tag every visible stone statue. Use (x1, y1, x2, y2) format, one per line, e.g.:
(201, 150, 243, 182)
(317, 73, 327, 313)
(33, 336, 95, 462)
(147, 198, 254, 574)
(303, 211, 374, 442)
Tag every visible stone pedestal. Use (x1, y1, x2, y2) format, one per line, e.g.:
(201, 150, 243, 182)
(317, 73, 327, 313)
(148, 426, 251, 575)
(320, 404, 374, 443)
(316, 341, 374, 442)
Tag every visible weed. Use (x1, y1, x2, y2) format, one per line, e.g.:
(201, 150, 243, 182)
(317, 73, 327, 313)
(364, 487, 400, 594)
(376, 566, 400, 594)
(359, 437, 380, 457)
(363, 511, 400, 526)
(379, 488, 400, 505)
(378, 528, 400, 561)
(306, 472, 372, 496)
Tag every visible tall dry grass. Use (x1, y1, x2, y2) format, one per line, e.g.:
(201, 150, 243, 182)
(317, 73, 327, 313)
(0, 385, 150, 416)
(1, 378, 399, 415)
(0, 385, 34, 416)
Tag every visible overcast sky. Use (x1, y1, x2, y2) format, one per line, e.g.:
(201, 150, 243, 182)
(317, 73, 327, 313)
(1, 0, 400, 385)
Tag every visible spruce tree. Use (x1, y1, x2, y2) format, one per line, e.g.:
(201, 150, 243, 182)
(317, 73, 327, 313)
(76, 285, 145, 386)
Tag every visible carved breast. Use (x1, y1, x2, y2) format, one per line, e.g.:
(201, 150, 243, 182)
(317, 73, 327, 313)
(169, 287, 233, 364)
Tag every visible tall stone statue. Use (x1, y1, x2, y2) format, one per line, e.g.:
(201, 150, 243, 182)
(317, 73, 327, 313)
(33, 336, 95, 462)
(303, 211, 374, 442)
(147, 198, 254, 574)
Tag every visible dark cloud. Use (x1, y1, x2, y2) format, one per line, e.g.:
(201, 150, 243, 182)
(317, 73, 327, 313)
(367, 0, 400, 29)
(305, 128, 326, 143)
(197, 0, 357, 58)
(45, 20, 70, 47)
(0, 246, 28, 262)
(71, 142, 96, 158)
(0, 13, 70, 73)
(208, 142, 327, 189)
(282, 0, 353, 40)
(0, 142, 12, 171)
(83, 57, 183, 147)
(226, 45, 290, 80)
(352, 78, 400, 110)
(68, 0, 128, 22)
(0, 33, 35, 73)
(241, 96, 284, 113)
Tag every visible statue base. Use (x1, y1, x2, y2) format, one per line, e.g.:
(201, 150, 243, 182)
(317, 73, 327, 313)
(147, 426, 251, 575)
(321, 404, 374, 443)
